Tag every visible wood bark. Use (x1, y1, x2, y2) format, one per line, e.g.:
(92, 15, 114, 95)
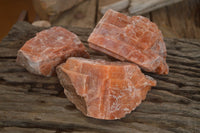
(0, 21, 199, 133)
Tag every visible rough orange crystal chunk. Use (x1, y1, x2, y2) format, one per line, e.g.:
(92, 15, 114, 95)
(17, 27, 89, 77)
(56, 57, 156, 120)
(88, 9, 169, 74)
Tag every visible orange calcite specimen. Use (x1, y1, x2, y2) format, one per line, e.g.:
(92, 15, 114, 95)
(88, 9, 169, 74)
(56, 57, 156, 120)
(17, 27, 89, 77)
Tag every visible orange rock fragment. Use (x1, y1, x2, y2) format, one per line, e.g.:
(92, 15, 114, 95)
(16, 26, 89, 77)
(57, 57, 156, 120)
(88, 9, 169, 74)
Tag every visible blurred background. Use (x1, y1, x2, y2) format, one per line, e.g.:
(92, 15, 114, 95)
(0, 0, 199, 41)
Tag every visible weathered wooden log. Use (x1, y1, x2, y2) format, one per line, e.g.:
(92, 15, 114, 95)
(0, 127, 55, 133)
(0, 21, 199, 132)
(128, 0, 183, 15)
(150, 0, 200, 39)
(100, 0, 129, 14)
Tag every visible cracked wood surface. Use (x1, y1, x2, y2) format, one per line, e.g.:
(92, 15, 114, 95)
(0, 21, 199, 133)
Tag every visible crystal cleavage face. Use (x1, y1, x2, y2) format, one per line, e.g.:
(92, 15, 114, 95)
(88, 9, 168, 75)
(16, 26, 89, 77)
(57, 57, 156, 120)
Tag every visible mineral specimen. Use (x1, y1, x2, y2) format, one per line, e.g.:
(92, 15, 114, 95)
(88, 9, 169, 74)
(56, 57, 156, 120)
(17, 27, 89, 77)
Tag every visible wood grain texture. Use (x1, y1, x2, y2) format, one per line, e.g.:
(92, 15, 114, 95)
(97, 0, 130, 23)
(151, 0, 200, 39)
(0, 127, 55, 133)
(100, 0, 129, 14)
(0, 21, 199, 132)
(128, 0, 183, 15)
(0, 127, 95, 133)
(52, 0, 97, 28)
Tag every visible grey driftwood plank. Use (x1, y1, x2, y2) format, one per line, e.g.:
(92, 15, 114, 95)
(0, 21, 199, 133)
(128, 0, 183, 15)
(99, 0, 129, 14)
